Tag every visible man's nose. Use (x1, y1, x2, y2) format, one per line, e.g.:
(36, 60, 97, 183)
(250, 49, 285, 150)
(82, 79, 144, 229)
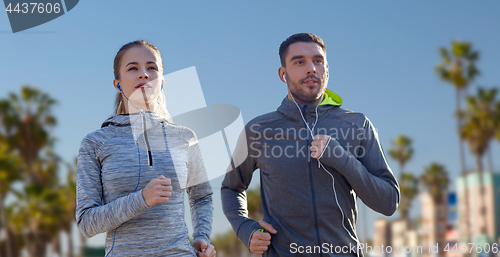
(305, 61, 316, 75)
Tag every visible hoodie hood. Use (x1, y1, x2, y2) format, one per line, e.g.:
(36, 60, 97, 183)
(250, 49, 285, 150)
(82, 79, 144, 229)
(278, 89, 343, 122)
(101, 112, 168, 128)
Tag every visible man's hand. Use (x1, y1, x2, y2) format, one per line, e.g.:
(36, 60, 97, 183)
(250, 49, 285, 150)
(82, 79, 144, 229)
(250, 221, 277, 254)
(193, 239, 216, 257)
(310, 135, 331, 159)
(142, 175, 172, 207)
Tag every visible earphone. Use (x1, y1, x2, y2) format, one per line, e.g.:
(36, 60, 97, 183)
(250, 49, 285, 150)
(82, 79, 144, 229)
(106, 82, 164, 257)
(288, 89, 360, 257)
(283, 75, 287, 83)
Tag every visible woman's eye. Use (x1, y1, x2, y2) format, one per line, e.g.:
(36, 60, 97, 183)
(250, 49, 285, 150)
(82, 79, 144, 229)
(128, 67, 137, 71)
(148, 67, 158, 70)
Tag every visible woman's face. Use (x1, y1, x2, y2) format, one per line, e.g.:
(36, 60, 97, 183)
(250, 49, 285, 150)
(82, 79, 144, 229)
(113, 45, 164, 112)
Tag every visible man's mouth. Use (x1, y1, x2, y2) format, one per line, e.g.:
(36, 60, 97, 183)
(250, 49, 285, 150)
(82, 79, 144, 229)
(302, 78, 319, 86)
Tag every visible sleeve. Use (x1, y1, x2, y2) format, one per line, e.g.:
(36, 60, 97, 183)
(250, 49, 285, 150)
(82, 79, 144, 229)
(75, 136, 150, 238)
(318, 117, 400, 216)
(221, 123, 262, 250)
(186, 131, 213, 244)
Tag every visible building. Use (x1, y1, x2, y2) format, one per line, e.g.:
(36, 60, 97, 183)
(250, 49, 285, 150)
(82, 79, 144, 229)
(420, 191, 448, 257)
(457, 172, 500, 257)
(373, 219, 392, 257)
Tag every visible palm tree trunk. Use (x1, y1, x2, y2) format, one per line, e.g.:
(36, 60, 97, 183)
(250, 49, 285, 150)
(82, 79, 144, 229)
(67, 227, 74, 257)
(475, 155, 488, 238)
(26, 232, 48, 257)
(0, 194, 13, 257)
(456, 89, 471, 249)
(487, 146, 493, 173)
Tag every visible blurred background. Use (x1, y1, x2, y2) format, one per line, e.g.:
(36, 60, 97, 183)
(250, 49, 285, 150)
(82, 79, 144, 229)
(1, 1, 499, 256)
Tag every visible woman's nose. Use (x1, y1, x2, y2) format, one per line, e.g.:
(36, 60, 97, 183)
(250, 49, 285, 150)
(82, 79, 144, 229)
(138, 69, 149, 80)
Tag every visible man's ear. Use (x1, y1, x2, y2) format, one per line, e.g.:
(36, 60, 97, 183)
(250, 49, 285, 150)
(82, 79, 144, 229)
(278, 66, 286, 83)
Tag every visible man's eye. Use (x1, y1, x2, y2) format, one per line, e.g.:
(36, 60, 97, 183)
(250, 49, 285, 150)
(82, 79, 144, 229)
(295, 61, 303, 65)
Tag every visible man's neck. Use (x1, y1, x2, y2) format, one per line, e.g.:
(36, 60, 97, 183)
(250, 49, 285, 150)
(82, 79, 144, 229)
(287, 93, 323, 106)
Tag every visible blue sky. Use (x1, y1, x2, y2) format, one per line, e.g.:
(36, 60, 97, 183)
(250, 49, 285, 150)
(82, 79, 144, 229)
(1, 0, 499, 246)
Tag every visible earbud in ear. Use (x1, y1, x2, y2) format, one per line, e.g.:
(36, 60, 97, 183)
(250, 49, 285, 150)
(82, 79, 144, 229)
(117, 83, 122, 92)
(283, 76, 287, 83)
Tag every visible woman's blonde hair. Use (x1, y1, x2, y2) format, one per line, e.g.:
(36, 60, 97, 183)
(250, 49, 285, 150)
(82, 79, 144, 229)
(113, 40, 172, 122)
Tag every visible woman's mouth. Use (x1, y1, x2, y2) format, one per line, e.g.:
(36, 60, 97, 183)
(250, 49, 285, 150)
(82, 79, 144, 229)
(135, 83, 151, 89)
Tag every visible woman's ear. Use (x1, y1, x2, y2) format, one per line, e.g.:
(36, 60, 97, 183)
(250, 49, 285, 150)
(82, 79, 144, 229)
(113, 79, 121, 92)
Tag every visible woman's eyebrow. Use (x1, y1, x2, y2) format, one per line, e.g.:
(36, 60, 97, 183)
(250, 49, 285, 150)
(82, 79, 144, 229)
(125, 62, 138, 67)
(125, 61, 157, 67)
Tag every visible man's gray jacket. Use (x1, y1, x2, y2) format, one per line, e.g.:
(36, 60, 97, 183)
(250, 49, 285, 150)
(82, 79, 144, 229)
(221, 91, 400, 256)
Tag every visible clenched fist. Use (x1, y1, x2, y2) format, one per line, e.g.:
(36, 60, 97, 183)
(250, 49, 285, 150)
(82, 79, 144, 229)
(310, 134, 331, 159)
(142, 175, 172, 207)
(250, 221, 277, 254)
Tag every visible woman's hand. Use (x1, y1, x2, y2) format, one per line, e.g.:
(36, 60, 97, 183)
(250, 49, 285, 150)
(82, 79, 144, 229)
(194, 239, 216, 257)
(142, 175, 172, 207)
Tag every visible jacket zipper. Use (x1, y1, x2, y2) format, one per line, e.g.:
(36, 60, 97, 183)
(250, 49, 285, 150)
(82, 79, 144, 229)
(302, 105, 322, 256)
(142, 115, 153, 166)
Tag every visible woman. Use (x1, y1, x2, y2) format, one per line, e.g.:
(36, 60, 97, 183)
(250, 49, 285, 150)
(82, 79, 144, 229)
(76, 40, 215, 257)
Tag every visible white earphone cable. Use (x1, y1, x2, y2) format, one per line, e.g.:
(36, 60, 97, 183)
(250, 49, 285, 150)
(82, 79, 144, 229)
(288, 88, 360, 257)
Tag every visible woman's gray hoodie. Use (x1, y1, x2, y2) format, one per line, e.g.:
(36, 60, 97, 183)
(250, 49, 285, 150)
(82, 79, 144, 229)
(76, 113, 213, 256)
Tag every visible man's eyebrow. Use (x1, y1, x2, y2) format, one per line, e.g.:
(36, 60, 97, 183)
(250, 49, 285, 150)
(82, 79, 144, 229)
(289, 55, 304, 62)
(313, 55, 324, 59)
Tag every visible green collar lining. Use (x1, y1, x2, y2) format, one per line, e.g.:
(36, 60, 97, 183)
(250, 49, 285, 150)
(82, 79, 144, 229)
(320, 89, 343, 106)
(286, 89, 343, 106)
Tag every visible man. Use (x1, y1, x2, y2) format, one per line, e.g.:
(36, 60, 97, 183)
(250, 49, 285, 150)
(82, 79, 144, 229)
(221, 33, 399, 256)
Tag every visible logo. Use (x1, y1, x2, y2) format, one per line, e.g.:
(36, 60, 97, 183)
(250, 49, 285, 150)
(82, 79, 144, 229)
(4, 0, 79, 33)
(125, 67, 246, 188)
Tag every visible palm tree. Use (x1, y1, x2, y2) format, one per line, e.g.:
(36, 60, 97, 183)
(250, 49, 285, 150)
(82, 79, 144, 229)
(58, 157, 77, 257)
(246, 186, 262, 221)
(420, 163, 449, 257)
(9, 149, 64, 257)
(1, 86, 62, 257)
(389, 135, 414, 175)
(212, 186, 262, 257)
(398, 173, 418, 222)
(435, 41, 480, 173)
(389, 135, 417, 254)
(6, 86, 57, 183)
(458, 87, 500, 238)
(388, 135, 417, 221)
(420, 163, 449, 206)
(0, 99, 25, 257)
(0, 140, 22, 257)
(385, 135, 416, 245)
(435, 41, 479, 243)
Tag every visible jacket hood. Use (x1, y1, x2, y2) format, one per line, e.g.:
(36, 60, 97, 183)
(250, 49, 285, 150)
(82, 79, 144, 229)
(101, 112, 167, 128)
(277, 89, 343, 122)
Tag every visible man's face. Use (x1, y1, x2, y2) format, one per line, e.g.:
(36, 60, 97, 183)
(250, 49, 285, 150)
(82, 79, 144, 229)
(279, 42, 328, 105)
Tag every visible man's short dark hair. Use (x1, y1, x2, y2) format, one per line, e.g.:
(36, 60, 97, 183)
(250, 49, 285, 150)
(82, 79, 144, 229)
(279, 33, 326, 67)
